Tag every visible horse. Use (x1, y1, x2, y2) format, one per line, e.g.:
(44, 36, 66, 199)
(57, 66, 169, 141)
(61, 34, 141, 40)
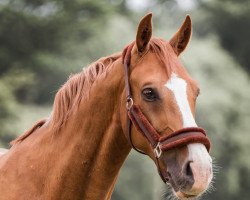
(0, 13, 213, 200)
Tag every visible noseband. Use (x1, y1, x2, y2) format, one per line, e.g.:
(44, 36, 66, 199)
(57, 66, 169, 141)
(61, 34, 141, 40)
(122, 43, 211, 183)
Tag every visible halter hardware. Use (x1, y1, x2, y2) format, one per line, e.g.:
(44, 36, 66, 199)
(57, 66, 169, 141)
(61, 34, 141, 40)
(154, 143, 162, 158)
(122, 42, 211, 183)
(126, 97, 134, 111)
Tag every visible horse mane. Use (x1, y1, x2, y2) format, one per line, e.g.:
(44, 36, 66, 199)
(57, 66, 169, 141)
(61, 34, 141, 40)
(10, 119, 47, 145)
(11, 38, 176, 145)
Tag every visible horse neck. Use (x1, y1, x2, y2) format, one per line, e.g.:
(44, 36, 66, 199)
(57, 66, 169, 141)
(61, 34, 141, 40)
(46, 59, 131, 199)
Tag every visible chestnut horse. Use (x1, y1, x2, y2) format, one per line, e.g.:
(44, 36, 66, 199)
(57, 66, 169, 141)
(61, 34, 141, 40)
(0, 13, 213, 200)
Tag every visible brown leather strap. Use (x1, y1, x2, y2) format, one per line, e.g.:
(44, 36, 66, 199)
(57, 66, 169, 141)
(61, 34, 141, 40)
(123, 42, 146, 155)
(128, 105, 160, 148)
(155, 157, 169, 183)
(159, 127, 210, 151)
(126, 113, 146, 155)
(128, 104, 211, 153)
(160, 131, 210, 151)
(122, 42, 134, 100)
(122, 42, 211, 183)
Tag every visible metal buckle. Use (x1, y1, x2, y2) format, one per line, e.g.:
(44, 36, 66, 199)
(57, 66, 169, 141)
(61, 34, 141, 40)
(154, 143, 162, 158)
(126, 97, 134, 111)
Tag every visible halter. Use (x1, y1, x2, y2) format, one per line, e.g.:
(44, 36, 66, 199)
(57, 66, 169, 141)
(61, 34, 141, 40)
(122, 43, 211, 183)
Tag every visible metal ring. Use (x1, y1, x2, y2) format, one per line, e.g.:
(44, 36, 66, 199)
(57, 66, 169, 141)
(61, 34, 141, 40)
(154, 143, 162, 158)
(126, 97, 134, 110)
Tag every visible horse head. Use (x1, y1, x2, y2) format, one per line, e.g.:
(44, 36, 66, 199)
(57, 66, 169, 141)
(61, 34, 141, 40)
(121, 13, 213, 199)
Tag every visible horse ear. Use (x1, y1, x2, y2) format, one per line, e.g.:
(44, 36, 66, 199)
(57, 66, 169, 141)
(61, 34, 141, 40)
(136, 13, 152, 53)
(169, 15, 192, 56)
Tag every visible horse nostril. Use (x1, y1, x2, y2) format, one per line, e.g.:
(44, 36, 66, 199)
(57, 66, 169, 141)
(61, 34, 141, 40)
(184, 161, 194, 180)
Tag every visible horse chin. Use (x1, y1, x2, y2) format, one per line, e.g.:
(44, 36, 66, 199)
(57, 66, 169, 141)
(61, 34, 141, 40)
(165, 182, 202, 200)
(175, 190, 199, 200)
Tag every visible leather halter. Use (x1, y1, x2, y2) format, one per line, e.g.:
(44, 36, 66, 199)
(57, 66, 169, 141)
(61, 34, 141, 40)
(122, 43, 211, 183)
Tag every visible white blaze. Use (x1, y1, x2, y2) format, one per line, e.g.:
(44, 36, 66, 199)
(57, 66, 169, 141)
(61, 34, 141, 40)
(188, 143, 213, 191)
(165, 73, 212, 189)
(165, 73, 197, 128)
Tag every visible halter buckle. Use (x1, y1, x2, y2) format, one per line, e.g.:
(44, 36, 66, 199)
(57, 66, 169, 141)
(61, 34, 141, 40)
(126, 97, 134, 111)
(154, 143, 162, 158)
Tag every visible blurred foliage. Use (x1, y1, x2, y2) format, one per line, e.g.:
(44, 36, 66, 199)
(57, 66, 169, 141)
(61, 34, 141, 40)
(0, 0, 250, 200)
(0, 0, 122, 104)
(0, 0, 126, 140)
(182, 37, 250, 200)
(113, 152, 163, 200)
(196, 0, 250, 74)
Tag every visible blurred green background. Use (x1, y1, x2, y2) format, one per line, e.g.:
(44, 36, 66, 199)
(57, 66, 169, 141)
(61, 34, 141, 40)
(0, 0, 250, 199)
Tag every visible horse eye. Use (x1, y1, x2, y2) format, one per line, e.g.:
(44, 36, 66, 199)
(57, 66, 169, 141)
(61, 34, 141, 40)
(142, 88, 158, 102)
